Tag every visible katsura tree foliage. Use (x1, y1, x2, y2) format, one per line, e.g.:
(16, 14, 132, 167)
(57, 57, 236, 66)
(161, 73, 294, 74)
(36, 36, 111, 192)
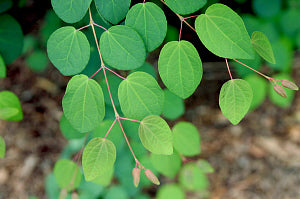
(45, 0, 298, 198)
(0, 0, 24, 160)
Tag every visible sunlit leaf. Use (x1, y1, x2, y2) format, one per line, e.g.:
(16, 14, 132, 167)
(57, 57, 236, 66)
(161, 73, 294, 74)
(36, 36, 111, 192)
(150, 152, 181, 178)
(0, 136, 5, 158)
(195, 4, 254, 59)
(62, 75, 105, 133)
(54, 159, 82, 191)
(82, 137, 116, 181)
(125, 2, 167, 52)
(251, 31, 275, 64)
(179, 162, 209, 191)
(100, 25, 146, 70)
(157, 184, 185, 199)
(139, 115, 173, 155)
(0, 91, 23, 121)
(219, 79, 253, 125)
(47, 26, 90, 76)
(118, 72, 164, 120)
(172, 122, 201, 156)
(158, 40, 202, 99)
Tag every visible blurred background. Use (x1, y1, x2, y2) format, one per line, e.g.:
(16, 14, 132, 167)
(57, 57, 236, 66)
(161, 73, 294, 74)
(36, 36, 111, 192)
(0, 0, 300, 198)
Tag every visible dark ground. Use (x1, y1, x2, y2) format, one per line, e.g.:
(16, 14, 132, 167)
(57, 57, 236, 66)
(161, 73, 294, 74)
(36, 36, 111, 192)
(0, 53, 300, 199)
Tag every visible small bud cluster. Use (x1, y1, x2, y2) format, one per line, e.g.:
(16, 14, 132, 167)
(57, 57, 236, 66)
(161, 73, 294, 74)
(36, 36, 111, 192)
(270, 78, 299, 98)
(132, 167, 160, 187)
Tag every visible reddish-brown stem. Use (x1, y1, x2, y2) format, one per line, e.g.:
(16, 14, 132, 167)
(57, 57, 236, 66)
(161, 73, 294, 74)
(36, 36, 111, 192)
(93, 22, 108, 31)
(225, 58, 233, 80)
(184, 15, 199, 20)
(89, 7, 105, 67)
(119, 116, 141, 123)
(87, 6, 144, 172)
(117, 117, 138, 163)
(89, 66, 103, 79)
(104, 118, 117, 139)
(103, 68, 118, 115)
(103, 66, 126, 80)
(143, 0, 146, 3)
(233, 59, 270, 79)
(72, 134, 89, 164)
(179, 20, 183, 42)
(76, 24, 91, 31)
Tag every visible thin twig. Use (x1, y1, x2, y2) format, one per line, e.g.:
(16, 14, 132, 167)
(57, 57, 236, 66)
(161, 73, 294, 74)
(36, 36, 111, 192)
(103, 66, 126, 80)
(225, 58, 233, 80)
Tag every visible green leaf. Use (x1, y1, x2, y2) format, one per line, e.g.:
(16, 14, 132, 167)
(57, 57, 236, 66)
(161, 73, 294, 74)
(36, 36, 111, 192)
(59, 114, 85, 140)
(51, 0, 92, 23)
(244, 74, 267, 111)
(82, 137, 116, 181)
(0, 55, 6, 78)
(150, 151, 182, 178)
(251, 31, 275, 64)
(162, 89, 185, 120)
(91, 119, 123, 147)
(219, 79, 253, 125)
(172, 122, 201, 156)
(164, 0, 207, 15)
(195, 3, 254, 59)
(139, 115, 173, 155)
(157, 184, 185, 199)
(62, 75, 105, 133)
(125, 2, 167, 52)
(266, 39, 293, 72)
(100, 73, 122, 107)
(26, 50, 49, 72)
(100, 25, 146, 70)
(179, 162, 209, 191)
(0, 91, 23, 121)
(269, 73, 295, 108)
(0, 136, 5, 158)
(53, 159, 82, 191)
(95, 0, 131, 24)
(105, 185, 129, 199)
(0, 0, 12, 13)
(129, 62, 157, 79)
(279, 9, 300, 37)
(118, 72, 164, 120)
(253, 0, 281, 18)
(158, 40, 202, 99)
(91, 166, 114, 186)
(195, 159, 214, 173)
(47, 26, 90, 76)
(0, 14, 23, 64)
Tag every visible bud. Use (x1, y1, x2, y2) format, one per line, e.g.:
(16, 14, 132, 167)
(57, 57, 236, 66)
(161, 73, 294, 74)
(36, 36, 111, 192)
(132, 167, 141, 187)
(71, 192, 79, 199)
(273, 84, 287, 98)
(281, 79, 299, 91)
(59, 189, 68, 199)
(144, 169, 160, 185)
